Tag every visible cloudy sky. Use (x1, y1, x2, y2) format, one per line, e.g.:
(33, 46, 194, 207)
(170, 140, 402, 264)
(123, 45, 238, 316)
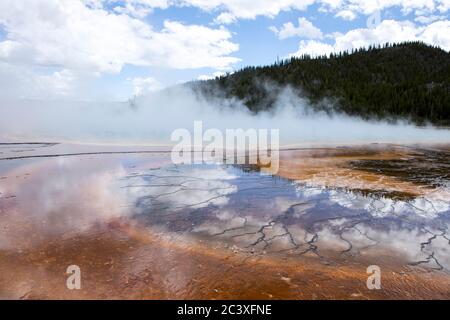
(0, 0, 449, 101)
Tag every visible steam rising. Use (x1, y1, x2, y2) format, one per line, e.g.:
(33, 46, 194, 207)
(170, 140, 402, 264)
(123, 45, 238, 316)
(1, 85, 449, 145)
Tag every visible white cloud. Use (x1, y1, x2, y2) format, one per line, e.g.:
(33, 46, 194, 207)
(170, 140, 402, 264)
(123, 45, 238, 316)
(437, 0, 450, 12)
(319, 0, 345, 10)
(415, 14, 446, 24)
(337, 0, 437, 15)
(0, 1, 239, 73)
(270, 17, 323, 40)
(197, 71, 226, 80)
(129, 76, 163, 96)
(333, 20, 420, 51)
(0, 0, 239, 98)
(0, 62, 79, 99)
(111, 0, 170, 18)
(152, 21, 239, 70)
(82, 0, 105, 9)
(289, 40, 335, 57)
(335, 9, 357, 20)
(84, 0, 450, 24)
(418, 20, 450, 49)
(84, 0, 170, 13)
(179, 0, 316, 24)
(177, 0, 449, 24)
(289, 19, 450, 58)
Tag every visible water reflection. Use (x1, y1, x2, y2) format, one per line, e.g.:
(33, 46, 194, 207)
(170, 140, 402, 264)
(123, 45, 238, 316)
(126, 163, 450, 271)
(1, 143, 450, 299)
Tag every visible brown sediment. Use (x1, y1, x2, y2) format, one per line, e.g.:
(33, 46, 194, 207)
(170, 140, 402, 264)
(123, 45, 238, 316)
(1, 220, 450, 300)
(274, 146, 444, 199)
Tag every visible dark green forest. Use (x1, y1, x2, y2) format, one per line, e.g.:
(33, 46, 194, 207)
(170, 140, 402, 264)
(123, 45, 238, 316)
(191, 42, 450, 125)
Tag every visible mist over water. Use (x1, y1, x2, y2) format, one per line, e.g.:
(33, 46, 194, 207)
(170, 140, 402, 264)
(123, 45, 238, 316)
(1, 85, 449, 145)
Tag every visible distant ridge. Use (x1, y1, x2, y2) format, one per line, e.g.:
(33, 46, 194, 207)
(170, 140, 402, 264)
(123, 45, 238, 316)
(192, 42, 450, 125)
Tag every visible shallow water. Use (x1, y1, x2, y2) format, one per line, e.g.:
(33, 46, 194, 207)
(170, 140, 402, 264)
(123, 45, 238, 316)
(1, 143, 450, 299)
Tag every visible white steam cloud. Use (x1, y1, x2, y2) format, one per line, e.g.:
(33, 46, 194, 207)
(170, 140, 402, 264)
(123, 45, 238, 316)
(0, 85, 449, 146)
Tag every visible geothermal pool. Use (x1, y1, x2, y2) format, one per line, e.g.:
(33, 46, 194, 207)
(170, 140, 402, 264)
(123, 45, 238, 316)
(1, 143, 450, 299)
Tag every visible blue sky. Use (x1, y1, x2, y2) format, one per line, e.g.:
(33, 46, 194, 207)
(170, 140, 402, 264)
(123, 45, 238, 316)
(0, 0, 449, 101)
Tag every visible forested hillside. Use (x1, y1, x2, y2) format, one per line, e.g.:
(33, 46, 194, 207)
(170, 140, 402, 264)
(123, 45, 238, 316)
(192, 42, 450, 125)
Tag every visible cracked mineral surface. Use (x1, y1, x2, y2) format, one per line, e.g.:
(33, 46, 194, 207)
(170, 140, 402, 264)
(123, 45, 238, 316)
(1, 143, 450, 299)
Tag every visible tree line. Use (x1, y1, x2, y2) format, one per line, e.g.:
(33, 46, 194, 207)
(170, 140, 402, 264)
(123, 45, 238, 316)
(191, 42, 450, 125)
